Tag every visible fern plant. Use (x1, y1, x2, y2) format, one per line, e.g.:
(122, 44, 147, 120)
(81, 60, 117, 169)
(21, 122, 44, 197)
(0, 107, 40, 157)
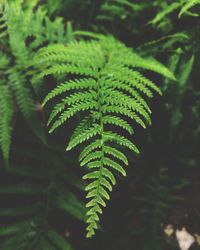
(179, 0, 200, 17)
(0, 0, 72, 163)
(97, 0, 146, 21)
(35, 36, 175, 237)
(150, 0, 200, 29)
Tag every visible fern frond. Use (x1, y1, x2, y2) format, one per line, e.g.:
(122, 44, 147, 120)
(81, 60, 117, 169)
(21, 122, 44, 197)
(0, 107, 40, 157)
(0, 219, 34, 237)
(179, 0, 200, 17)
(0, 85, 13, 163)
(0, 0, 76, 161)
(37, 36, 173, 237)
(9, 69, 35, 119)
(149, 2, 181, 25)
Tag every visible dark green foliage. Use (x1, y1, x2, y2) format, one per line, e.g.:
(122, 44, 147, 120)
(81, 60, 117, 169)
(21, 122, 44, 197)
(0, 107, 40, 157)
(0, 129, 86, 249)
(139, 168, 183, 250)
(0, 0, 200, 249)
(0, 0, 71, 162)
(0, 1, 85, 249)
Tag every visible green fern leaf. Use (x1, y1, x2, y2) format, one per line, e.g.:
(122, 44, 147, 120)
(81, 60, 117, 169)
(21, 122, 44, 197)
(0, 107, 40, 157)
(179, 0, 200, 17)
(79, 140, 102, 162)
(0, 85, 13, 163)
(149, 2, 181, 25)
(102, 115, 134, 134)
(104, 146, 128, 165)
(37, 36, 173, 237)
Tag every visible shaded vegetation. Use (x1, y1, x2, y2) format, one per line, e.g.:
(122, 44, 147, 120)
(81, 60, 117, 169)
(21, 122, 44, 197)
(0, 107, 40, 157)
(0, 0, 200, 249)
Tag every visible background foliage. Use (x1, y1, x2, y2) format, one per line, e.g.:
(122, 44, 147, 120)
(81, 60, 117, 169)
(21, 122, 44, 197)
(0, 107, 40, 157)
(0, 0, 200, 249)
